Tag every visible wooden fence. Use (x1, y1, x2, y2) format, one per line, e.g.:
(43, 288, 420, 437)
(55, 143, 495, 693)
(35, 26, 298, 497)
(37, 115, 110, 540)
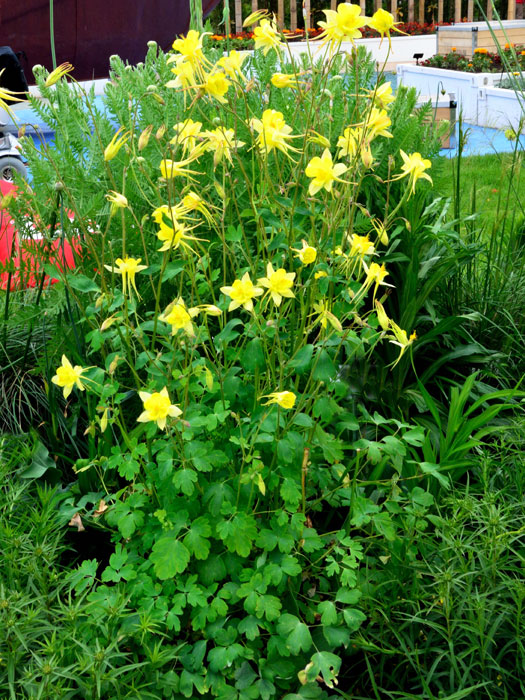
(229, 0, 521, 33)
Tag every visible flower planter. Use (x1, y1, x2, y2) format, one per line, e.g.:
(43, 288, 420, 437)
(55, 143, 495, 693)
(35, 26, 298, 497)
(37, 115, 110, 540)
(396, 63, 524, 130)
(286, 34, 436, 68)
(436, 20, 525, 59)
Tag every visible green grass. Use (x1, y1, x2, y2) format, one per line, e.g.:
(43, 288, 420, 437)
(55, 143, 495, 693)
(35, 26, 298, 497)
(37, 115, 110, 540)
(433, 151, 525, 238)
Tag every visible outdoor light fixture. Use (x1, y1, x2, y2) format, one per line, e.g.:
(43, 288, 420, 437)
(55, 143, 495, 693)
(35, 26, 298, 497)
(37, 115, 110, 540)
(413, 52, 424, 65)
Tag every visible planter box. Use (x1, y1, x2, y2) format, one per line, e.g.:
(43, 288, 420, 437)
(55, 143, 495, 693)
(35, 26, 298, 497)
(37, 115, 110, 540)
(286, 34, 436, 68)
(416, 94, 457, 148)
(397, 63, 524, 131)
(436, 20, 525, 58)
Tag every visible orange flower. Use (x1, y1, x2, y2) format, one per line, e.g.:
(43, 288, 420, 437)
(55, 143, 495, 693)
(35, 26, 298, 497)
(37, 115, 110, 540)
(451, 46, 456, 52)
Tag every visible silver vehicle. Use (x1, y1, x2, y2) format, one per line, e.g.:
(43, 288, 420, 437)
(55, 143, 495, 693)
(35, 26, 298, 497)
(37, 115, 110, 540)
(0, 125, 26, 181)
(0, 46, 28, 181)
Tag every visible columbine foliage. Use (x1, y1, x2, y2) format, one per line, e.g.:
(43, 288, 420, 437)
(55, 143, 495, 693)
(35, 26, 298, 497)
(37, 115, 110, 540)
(7, 7, 499, 698)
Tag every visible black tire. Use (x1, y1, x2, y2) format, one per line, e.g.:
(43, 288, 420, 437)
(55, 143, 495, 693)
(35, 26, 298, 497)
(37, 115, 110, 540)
(0, 156, 27, 182)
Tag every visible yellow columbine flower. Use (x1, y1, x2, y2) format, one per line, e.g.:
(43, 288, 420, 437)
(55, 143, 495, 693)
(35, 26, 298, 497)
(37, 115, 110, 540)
(249, 109, 300, 157)
(311, 301, 343, 332)
(305, 149, 348, 195)
(104, 127, 130, 161)
(375, 300, 390, 331)
(315, 271, 328, 279)
(367, 8, 406, 48)
(217, 50, 247, 80)
(317, 3, 369, 47)
(348, 233, 375, 259)
(398, 150, 433, 195)
(196, 304, 222, 316)
(220, 272, 264, 312)
(362, 261, 393, 297)
(243, 9, 270, 26)
(253, 19, 285, 55)
(170, 30, 207, 68)
(258, 263, 296, 306)
(170, 119, 203, 155)
(45, 62, 74, 86)
(159, 298, 199, 337)
(0, 70, 25, 119)
(104, 257, 148, 296)
(106, 191, 128, 212)
(181, 191, 215, 225)
(337, 126, 364, 159)
(201, 127, 245, 167)
(308, 130, 331, 148)
(159, 157, 200, 180)
(52, 355, 86, 399)
(365, 107, 393, 139)
(372, 82, 395, 109)
(387, 321, 417, 368)
(261, 391, 296, 409)
(156, 220, 203, 253)
(137, 387, 182, 431)
(203, 72, 231, 103)
(166, 56, 197, 89)
(292, 240, 317, 265)
(270, 72, 302, 89)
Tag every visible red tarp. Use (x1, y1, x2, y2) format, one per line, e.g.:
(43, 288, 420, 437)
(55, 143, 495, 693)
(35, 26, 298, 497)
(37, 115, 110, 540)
(1, 0, 221, 81)
(0, 181, 77, 290)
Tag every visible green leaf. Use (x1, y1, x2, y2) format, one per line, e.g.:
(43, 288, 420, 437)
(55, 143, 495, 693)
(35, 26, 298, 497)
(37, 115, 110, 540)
(20, 441, 55, 479)
(241, 337, 266, 373)
(306, 651, 342, 689)
(335, 588, 362, 605)
(238, 615, 260, 640)
(217, 513, 257, 557)
(173, 468, 198, 496)
(280, 478, 302, 508)
(318, 601, 338, 625)
(343, 608, 366, 632)
(312, 349, 336, 382)
(150, 535, 190, 579)
(372, 512, 396, 541)
(419, 461, 450, 488)
(287, 344, 314, 375)
(214, 318, 244, 346)
(350, 494, 379, 527)
(67, 273, 100, 293)
(280, 555, 301, 577)
(183, 516, 211, 560)
(277, 614, 313, 654)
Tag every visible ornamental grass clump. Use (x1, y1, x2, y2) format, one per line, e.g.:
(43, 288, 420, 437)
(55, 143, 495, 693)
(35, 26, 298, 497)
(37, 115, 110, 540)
(8, 6, 452, 696)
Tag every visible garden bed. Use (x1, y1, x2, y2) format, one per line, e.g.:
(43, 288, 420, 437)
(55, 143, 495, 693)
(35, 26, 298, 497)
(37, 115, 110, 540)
(436, 19, 525, 58)
(397, 63, 525, 130)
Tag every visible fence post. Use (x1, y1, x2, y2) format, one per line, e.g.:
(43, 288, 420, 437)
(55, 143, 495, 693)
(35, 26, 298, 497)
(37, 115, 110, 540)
(507, 0, 516, 19)
(304, 0, 311, 30)
(419, 0, 425, 22)
(486, 0, 493, 19)
(455, 0, 462, 22)
(290, 0, 297, 30)
(467, 0, 474, 19)
(438, 0, 444, 22)
(278, 0, 285, 28)
(391, 0, 398, 18)
(235, 0, 243, 33)
(408, 0, 415, 22)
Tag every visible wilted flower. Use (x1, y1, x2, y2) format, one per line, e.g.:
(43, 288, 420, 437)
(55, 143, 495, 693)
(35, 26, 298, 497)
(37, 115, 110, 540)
(106, 191, 128, 212)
